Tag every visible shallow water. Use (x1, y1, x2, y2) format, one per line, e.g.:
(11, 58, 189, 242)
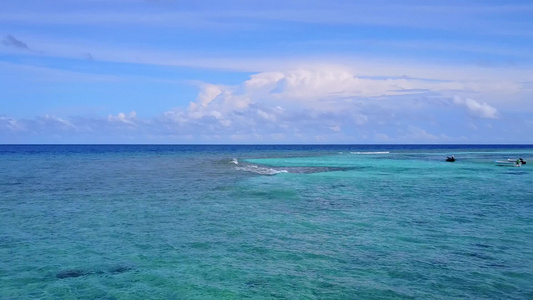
(1, 145, 532, 299)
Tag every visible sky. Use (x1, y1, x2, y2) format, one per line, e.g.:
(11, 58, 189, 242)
(1, 0, 532, 144)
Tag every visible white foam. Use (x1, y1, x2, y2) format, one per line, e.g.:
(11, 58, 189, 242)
(236, 164, 288, 175)
(350, 151, 390, 154)
(230, 158, 239, 165)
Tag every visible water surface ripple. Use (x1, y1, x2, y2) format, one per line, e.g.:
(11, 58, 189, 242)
(1, 145, 532, 299)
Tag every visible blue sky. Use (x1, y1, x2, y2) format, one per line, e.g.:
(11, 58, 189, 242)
(1, 0, 532, 144)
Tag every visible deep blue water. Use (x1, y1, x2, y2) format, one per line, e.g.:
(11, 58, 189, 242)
(1, 145, 532, 299)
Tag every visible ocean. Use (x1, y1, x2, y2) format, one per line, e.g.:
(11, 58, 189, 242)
(1, 144, 532, 299)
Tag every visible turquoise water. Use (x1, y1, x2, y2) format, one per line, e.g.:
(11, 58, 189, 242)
(1, 145, 532, 299)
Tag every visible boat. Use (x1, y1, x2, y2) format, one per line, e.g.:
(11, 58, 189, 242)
(494, 159, 523, 167)
(446, 155, 455, 162)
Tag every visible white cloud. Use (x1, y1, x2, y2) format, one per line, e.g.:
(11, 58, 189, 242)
(206, 66, 523, 110)
(175, 67, 507, 128)
(151, 67, 517, 143)
(453, 96, 499, 119)
(39, 115, 77, 131)
(0, 66, 528, 143)
(0, 116, 26, 132)
(107, 111, 137, 125)
(257, 109, 277, 122)
(193, 84, 222, 108)
(245, 68, 414, 101)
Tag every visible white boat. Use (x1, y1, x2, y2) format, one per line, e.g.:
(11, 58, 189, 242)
(494, 159, 522, 167)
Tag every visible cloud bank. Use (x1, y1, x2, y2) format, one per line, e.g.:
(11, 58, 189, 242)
(2, 66, 527, 144)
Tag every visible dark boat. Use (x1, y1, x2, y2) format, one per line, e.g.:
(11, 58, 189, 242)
(446, 156, 455, 162)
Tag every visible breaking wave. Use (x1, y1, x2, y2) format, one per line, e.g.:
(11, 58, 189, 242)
(235, 164, 288, 175)
(350, 151, 390, 155)
(230, 158, 355, 175)
(230, 158, 287, 175)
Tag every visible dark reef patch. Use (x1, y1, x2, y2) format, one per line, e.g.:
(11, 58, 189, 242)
(56, 269, 87, 279)
(108, 264, 135, 275)
(56, 264, 135, 279)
